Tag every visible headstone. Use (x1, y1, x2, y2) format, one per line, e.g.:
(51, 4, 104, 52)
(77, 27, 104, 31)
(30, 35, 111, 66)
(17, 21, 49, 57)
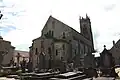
(27, 61, 33, 72)
(60, 61, 66, 73)
(21, 58, 26, 73)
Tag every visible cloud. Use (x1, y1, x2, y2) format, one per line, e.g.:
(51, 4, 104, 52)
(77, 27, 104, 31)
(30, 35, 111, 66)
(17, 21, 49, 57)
(0, 0, 119, 54)
(104, 4, 116, 11)
(0, 25, 16, 36)
(93, 31, 100, 39)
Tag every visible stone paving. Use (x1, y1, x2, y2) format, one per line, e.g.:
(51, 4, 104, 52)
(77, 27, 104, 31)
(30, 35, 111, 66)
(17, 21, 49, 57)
(93, 77, 115, 80)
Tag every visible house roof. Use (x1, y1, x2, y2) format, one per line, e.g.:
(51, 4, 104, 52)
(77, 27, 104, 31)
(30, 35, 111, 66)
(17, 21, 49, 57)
(100, 48, 112, 56)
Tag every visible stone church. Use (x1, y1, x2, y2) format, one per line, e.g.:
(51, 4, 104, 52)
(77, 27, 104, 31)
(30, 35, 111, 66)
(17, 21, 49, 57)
(0, 36, 15, 66)
(29, 14, 95, 70)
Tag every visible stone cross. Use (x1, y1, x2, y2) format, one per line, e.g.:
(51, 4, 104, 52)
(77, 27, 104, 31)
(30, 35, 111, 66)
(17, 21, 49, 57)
(104, 45, 106, 49)
(16, 53, 21, 67)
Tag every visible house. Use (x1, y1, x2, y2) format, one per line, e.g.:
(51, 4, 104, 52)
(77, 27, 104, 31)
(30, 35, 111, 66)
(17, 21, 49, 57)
(29, 14, 95, 70)
(0, 36, 15, 66)
(100, 45, 114, 68)
(110, 40, 120, 65)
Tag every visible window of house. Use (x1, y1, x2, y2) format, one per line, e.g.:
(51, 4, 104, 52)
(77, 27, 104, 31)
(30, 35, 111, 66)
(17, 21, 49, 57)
(56, 49, 58, 56)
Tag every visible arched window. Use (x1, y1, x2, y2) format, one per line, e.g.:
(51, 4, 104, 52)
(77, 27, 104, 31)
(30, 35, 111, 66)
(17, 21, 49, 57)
(35, 48, 38, 55)
(49, 30, 51, 37)
(62, 32, 65, 39)
(51, 31, 54, 37)
(62, 44, 65, 50)
(56, 49, 58, 56)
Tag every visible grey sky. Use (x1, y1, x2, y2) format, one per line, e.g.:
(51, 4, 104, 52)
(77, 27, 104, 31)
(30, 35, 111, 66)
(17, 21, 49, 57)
(0, 0, 120, 56)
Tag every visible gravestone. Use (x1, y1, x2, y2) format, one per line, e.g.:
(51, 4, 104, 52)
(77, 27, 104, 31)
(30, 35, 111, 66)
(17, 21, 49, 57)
(27, 61, 33, 72)
(21, 58, 26, 73)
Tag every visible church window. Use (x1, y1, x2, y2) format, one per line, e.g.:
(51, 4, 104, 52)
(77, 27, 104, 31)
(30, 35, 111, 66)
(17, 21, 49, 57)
(61, 57, 63, 61)
(35, 48, 38, 55)
(51, 31, 54, 37)
(56, 49, 58, 56)
(62, 44, 65, 50)
(52, 21, 55, 29)
(49, 30, 51, 36)
(62, 32, 66, 39)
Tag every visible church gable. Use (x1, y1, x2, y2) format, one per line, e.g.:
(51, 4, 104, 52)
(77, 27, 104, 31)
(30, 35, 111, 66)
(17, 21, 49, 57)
(41, 16, 53, 34)
(41, 15, 72, 39)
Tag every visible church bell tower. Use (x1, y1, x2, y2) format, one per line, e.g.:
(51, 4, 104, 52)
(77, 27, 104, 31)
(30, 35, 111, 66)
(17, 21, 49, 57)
(79, 14, 94, 51)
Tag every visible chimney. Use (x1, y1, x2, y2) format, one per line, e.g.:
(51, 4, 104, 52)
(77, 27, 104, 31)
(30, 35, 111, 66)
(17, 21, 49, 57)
(113, 40, 115, 46)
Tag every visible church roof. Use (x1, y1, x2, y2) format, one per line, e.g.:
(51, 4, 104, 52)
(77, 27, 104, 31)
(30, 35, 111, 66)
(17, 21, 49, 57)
(32, 15, 93, 48)
(41, 16, 92, 41)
